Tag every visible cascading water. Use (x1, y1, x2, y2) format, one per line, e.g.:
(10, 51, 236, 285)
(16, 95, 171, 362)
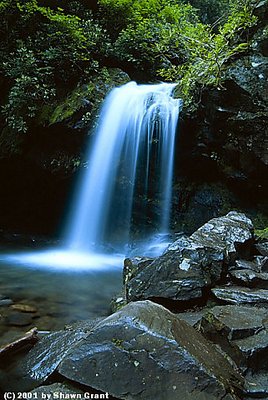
(1, 81, 182, 269)
(65, 81, 182, 253)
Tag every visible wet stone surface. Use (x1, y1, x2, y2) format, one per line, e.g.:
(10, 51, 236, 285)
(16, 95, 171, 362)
(57, 301, 243, 400)
(126, 212, 254, 303)
(211, 286, 268, 304)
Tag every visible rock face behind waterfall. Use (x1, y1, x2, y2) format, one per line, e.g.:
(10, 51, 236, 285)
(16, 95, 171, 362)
(175, 17, 268, 233)
(126, 212, 254, 302)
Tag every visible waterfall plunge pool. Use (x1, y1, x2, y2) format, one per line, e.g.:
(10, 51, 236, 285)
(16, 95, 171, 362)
(0, 247, 123, 346)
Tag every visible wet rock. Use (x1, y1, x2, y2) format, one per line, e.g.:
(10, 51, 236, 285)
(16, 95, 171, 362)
(190, 211, 254, 262)
(230, 269, 268, 288)
(200, 305, 268, 370)
(11, 304, 37, 313)
(232, 329, 268, 370)
(200, 305, 267, 341)
(0, 299, 13, 307)
(31, 383, 84, 398)
(123, 257, 154, 285)
(211, 286, 268, 304)
(15, 326, 93, 389)
(126, 212, 253, 303)
(244, 371, 268, 398)
(12, 314, 102, 390)
(110, 292, 127, 313)
(176, 311, 205, 327)
(58, 301, 243, 400)
(126, 245, 211, 302)
(233, 257, 268, 273)
(256, 242, 268, 257)
(6, 312, 34, 327)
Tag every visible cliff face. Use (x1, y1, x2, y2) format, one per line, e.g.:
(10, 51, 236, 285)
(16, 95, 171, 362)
(172, 16, 268, 233)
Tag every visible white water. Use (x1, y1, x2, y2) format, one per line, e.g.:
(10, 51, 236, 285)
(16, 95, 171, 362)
(1, 81, 182, 270)
(66, 81, 182, 253)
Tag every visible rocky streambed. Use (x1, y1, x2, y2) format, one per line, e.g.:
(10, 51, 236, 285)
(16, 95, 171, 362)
(0, 211, 268, 399)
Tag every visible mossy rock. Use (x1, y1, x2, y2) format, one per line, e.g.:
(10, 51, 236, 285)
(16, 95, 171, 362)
(38, 67, 130, 128)
(255, 227, 268, 240)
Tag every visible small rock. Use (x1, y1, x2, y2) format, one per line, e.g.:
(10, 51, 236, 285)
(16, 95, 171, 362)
(230, 269, 268, 288)
(6, 312, 34, 327)
(11, 304, 37, 313)
(0, 299, 13, 307)
(232, 329, 268, 370)
(212, 286, 268, 304)
(233, 258, 263, 273)
(200, 305, 268, 370)
(255, 242, 268, 257)
(110, 292, 127, 313)
(200, 305, 267, 341)
(244, 371, 268, 397)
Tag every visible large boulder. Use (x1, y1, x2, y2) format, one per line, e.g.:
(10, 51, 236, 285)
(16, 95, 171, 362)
(126, 212, 253, 303)
(57, 301, 243, 400)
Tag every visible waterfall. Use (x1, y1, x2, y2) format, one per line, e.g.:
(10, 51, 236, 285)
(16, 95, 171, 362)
(1, 81, 182, 270)
(65, 81, 182, 253)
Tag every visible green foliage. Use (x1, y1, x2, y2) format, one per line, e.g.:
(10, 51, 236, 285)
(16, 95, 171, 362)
(255, 227, 268, 240)
(159, 0, 258, 108)
(0, 0, 262, 136)
(0, 0, 109, 133)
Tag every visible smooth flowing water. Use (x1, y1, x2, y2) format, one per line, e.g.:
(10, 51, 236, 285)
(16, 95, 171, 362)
(66, 81, 182, 253)
(0, 81, 182, 342)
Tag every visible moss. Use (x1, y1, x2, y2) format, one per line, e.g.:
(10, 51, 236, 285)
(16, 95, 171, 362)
(38, 67, 129, 127)
(205, 312, 225, 332)
(112, 338, 124, 348)
(255, 227, 268, 240)
(39, 84, 94, 126)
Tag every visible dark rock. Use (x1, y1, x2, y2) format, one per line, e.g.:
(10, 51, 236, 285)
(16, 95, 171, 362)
(200, 305, 268, 370)
(6, 312, 33, 327)
(176, 311, 205, 327)
(58, 301, 243, 400)
(126, 244, 211, 302)
(230, 269, 268, 288)
(172, 182, 237, 235)
(244, 371, 268, 398)
(123, 257, 154, 285)
(256, 242, 268, 257)
(126, 212, 253, 303)
(233, 257, 268, 273)
(110, 292, 127, 313)
(30, 383, 84, 398)
(200, 305, 267, 341)
(15, 320, 100, 390)
(0, 299, 13, 307)
(232, 329, 268, 370)
(190, 211, 254, 262)
(211, 286, 268, 304)
(253, 256, 268, 272)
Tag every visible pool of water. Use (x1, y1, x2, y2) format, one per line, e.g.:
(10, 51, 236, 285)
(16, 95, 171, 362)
(0, 248, 123, 346)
